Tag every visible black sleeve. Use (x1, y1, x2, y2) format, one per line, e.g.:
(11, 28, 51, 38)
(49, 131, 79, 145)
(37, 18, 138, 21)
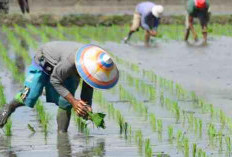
(81, 81, 94, 106)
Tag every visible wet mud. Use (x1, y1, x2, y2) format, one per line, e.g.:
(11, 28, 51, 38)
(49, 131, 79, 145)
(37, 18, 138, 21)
(103, 37, 232, 116)
(0, 30, 232, 156)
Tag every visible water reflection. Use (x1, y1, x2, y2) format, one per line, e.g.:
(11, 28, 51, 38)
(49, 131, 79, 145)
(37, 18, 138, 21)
(57, 133, 72, 157)
(57, 133, 105, 157)
(0, 136, 17, 157)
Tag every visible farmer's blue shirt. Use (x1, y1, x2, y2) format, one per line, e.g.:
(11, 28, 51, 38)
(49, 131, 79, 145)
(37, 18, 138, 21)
(136, 1, 160, 31)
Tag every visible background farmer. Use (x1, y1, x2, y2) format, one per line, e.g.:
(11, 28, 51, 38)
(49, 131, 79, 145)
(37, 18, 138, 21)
(184, 0, 210, 44)
(124, 1, 164, 47)
(0, 41, 119, 133)
(18, 0, 30, 14)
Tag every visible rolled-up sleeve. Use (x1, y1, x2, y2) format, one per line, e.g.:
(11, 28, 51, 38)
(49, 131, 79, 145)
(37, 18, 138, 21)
(50, 61, 75, 98)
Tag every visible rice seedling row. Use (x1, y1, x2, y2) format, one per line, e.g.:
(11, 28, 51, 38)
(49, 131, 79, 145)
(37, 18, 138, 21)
(36, 25, 232, 155)
(93, 90, 158, 157)
(0, 30, 51, 135)
(2, 25, 232, 156)
(114, 55, 232, 155)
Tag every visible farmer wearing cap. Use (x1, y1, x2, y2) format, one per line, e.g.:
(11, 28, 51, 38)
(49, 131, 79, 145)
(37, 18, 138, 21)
(124, 1, 164, 47)
(0, 41, 119, 133)
(184, 0, 210, 44)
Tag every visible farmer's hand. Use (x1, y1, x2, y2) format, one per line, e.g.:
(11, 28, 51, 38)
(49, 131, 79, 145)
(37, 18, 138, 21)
(73, 99, 92, 118)
(149, 30, 157, 37)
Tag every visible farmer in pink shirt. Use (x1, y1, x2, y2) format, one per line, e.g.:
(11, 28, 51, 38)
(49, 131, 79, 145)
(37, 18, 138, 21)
(124, 1, 164, 47)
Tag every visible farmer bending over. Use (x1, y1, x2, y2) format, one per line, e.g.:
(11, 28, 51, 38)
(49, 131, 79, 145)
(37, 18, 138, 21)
(124, 1, 164, 47)
(184, 0, 210, 44)
(0, 41, 119, 133)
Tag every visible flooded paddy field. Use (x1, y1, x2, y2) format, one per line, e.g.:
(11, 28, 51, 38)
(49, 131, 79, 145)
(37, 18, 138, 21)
(0, 25, 232, 157)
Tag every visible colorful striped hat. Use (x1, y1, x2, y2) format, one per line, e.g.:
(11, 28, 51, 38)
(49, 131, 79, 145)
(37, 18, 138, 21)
(75, 44, 119, 89)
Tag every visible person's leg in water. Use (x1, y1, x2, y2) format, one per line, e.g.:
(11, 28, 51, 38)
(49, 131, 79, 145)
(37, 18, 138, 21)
(124, 12, 141, 43)
(0, 64, 47, 127)
(184, 14, 198, 42)
(199, 9, 210, 45)
(57, 107, 71, 133)
(17, 0, 25, 14)
(144, 30, 151, 47)
(24, 0, 29, 13)
(51, 77, 79, 133)
(185, 0, 198, 42)
(0, 99, 24, 128)
(184, 14, 191, 41)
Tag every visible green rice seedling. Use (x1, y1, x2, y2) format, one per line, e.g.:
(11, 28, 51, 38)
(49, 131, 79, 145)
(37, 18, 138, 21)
(108, 103, 115, 119)
(184, 137, 189, 157)
(202, 151, 206, 157)
(27, 124, 36, 133)
(145, 138, 152, 157)
(160, 92, 164, 106)
(135, 130, 143, 150)
(191, 91, 198, 104)
(148, 86, 156, 102)
(220, 109, 226, 128)
(182, 111, 186, 127)
(176, 130, 183, 148)
(207, 123, 216, 146)
(226, 136, 231, 153)
(14, 25, 38, 49)
(169, 80, 174, 93)
(164, 98, 171, 110)
(0, 42, 24, 83)
(199, 119, 202, 137)
(192, 143, 197, 157)
(0, 82, 6, 106)
(135, 79, 140, 91)
(129, 125, 132, 136)
(157, 119, 163, 140)
(149, 113, 156, 132)
(2, 26, 31, 64)
(26, 24, 41, 36)
(35, 101, 51, 135)
(141, 105, 148, 118)
(116, 110, 125, 134)
(210, 104, 214, 118)
(187, 113, 194, 129)
(4, 119, 12, 136)
(218, 131, 223, 152)
(197, 148, 203, 157)
(74, 115, 89, 135)
(152, 74, 157, 84)
(124, 122, 128, 135)
(168, 125, 173, 143)
(173, 102, 180, 122)
(194, 118, 198, 134)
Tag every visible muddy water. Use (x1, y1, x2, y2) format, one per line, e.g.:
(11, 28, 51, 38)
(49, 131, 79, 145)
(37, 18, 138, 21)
(0, 54, 138, 156)
(0, 69, 139, 157)
(1, 35, 231, 156)
(103, 37, 232, 117)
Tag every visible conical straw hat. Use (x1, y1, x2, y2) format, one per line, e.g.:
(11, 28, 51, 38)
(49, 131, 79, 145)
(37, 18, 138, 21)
(75, 44, 119, 89)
